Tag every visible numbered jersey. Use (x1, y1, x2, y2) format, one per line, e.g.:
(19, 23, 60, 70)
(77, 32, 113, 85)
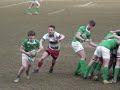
(72, 26, 91, 43)
(42, 31, 61, 50)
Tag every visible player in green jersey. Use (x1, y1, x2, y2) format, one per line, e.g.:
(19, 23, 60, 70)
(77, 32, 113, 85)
(84, 32, 120, 80)
(71, 20, 97, 76)
(108, 33, 120, 83)
(84, 32, 120, 84)
(27, 0, 42, 15)
(14, 31, 42, 83)
(87, 32, 118, 79)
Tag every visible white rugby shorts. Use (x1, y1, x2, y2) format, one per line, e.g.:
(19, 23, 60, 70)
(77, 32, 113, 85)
(71, 41, 84, 52)
(32, 0, 40, 5)
(22, 53, 35, 65)
(94, 46, 110, 59)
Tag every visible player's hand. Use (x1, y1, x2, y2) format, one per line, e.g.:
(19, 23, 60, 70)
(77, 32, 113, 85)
(85, 39, 89, 42)
(26, 52, 32, 57)
(47, 38, 50, 41)
(57, 39, 61, 42)
(110, 31, 114, 33)
(108, 35, 115, 39)
(40, 46, 44, 51)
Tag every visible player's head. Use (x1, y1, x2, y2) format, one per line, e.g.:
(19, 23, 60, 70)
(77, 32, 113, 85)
(48, 25, 55, 35)
(28, 31, 36, 41)
(87, 20, 96, 30)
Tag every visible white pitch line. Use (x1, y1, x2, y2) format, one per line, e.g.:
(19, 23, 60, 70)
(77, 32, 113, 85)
(0, 1, 31, 9)
(48, 9, 65, 15)
(80, 2, 93, 7)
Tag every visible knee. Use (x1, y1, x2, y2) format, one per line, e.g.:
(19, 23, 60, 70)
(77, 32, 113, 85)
(39, 58, 44, 62)
(37, 4, 40, 7)
(22, 65, 27, 69)
(81, 57, 86, 60)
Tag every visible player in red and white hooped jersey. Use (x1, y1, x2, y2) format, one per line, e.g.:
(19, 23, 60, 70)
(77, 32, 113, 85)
(34, 25, 65, 73)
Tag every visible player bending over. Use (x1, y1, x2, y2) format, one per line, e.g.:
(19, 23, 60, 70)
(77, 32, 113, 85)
(84, 32, 120, 84)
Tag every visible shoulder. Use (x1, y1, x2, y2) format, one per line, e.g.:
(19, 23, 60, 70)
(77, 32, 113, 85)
(35, 39, 39, 42)
(22, 39, 29, 45)
(54, 31, 61, 37)
(54, 31, 60, 35)
(78, 26, 86, 31)
(35, 39, 40, 45)
(79, 25, 86, 29)
(22, 39, 29, 43)
(43, 33, 49, 37)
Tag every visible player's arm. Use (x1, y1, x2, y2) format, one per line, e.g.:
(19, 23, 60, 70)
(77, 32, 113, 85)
(39, 39, 45, 50)
(86, 39, 97, 48)
(57, 34, 65, 42)
(110, 30, 120, 33)
(39, 34, 47, 50)
(76, 32, 85, 42)
(20, 45, 31, 56)
(117, 41, 120, 45)
(37, 42, 44, 53)
(109, 35, 120, 40)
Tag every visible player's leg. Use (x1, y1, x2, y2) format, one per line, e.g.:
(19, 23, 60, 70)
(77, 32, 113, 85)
(102, 58, 112, 84)
(84, 55, 98, 78)
(88, 59, 99, 78)
(27, 1, 34, 15)
(49, 59, 56, 73)
(33, 51, 49, 73)
(34, 0, 40, 14)
(76, 50, 86, 77)
(93, 59, 102, 81)
(25, 63, 32, 79)
(108, 53, 116, 79)
(14, 54, 28, 82)
(45, 48, 60, 73)
(84, 46, 101, 78)
(112, 59, 120, 83)
(112, 47, 120, 83)
(71, 41, 85, 76)
(102, 47, 112, 84)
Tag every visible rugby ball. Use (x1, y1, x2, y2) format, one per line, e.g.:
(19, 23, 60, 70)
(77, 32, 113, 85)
(30, 50, 37, 57)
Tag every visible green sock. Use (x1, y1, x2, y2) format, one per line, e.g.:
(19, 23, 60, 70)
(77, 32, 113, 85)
(94, 63, 102, 76)
(89, 62, 98, 75)
(80, 60, 86, 75)
(103, 67, 109, 80)
(75, 60, 81, 74)
(84, 65, 91, 77)
(113, 68, 120, 81)
(27, 8, 31, 13)
(35, 8, 39, 13)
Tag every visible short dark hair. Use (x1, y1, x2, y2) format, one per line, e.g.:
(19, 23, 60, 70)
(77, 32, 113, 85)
(48, 25, 55, 30)
(28, 31, 36, 36)
(89, 20, 96, 27)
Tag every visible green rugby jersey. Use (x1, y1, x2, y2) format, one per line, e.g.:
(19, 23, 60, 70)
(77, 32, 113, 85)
(99, 38, 118, 50)
(72, 26, 91, 43)
(104, 32, 117, 40)
(22, 39, 40, 52)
